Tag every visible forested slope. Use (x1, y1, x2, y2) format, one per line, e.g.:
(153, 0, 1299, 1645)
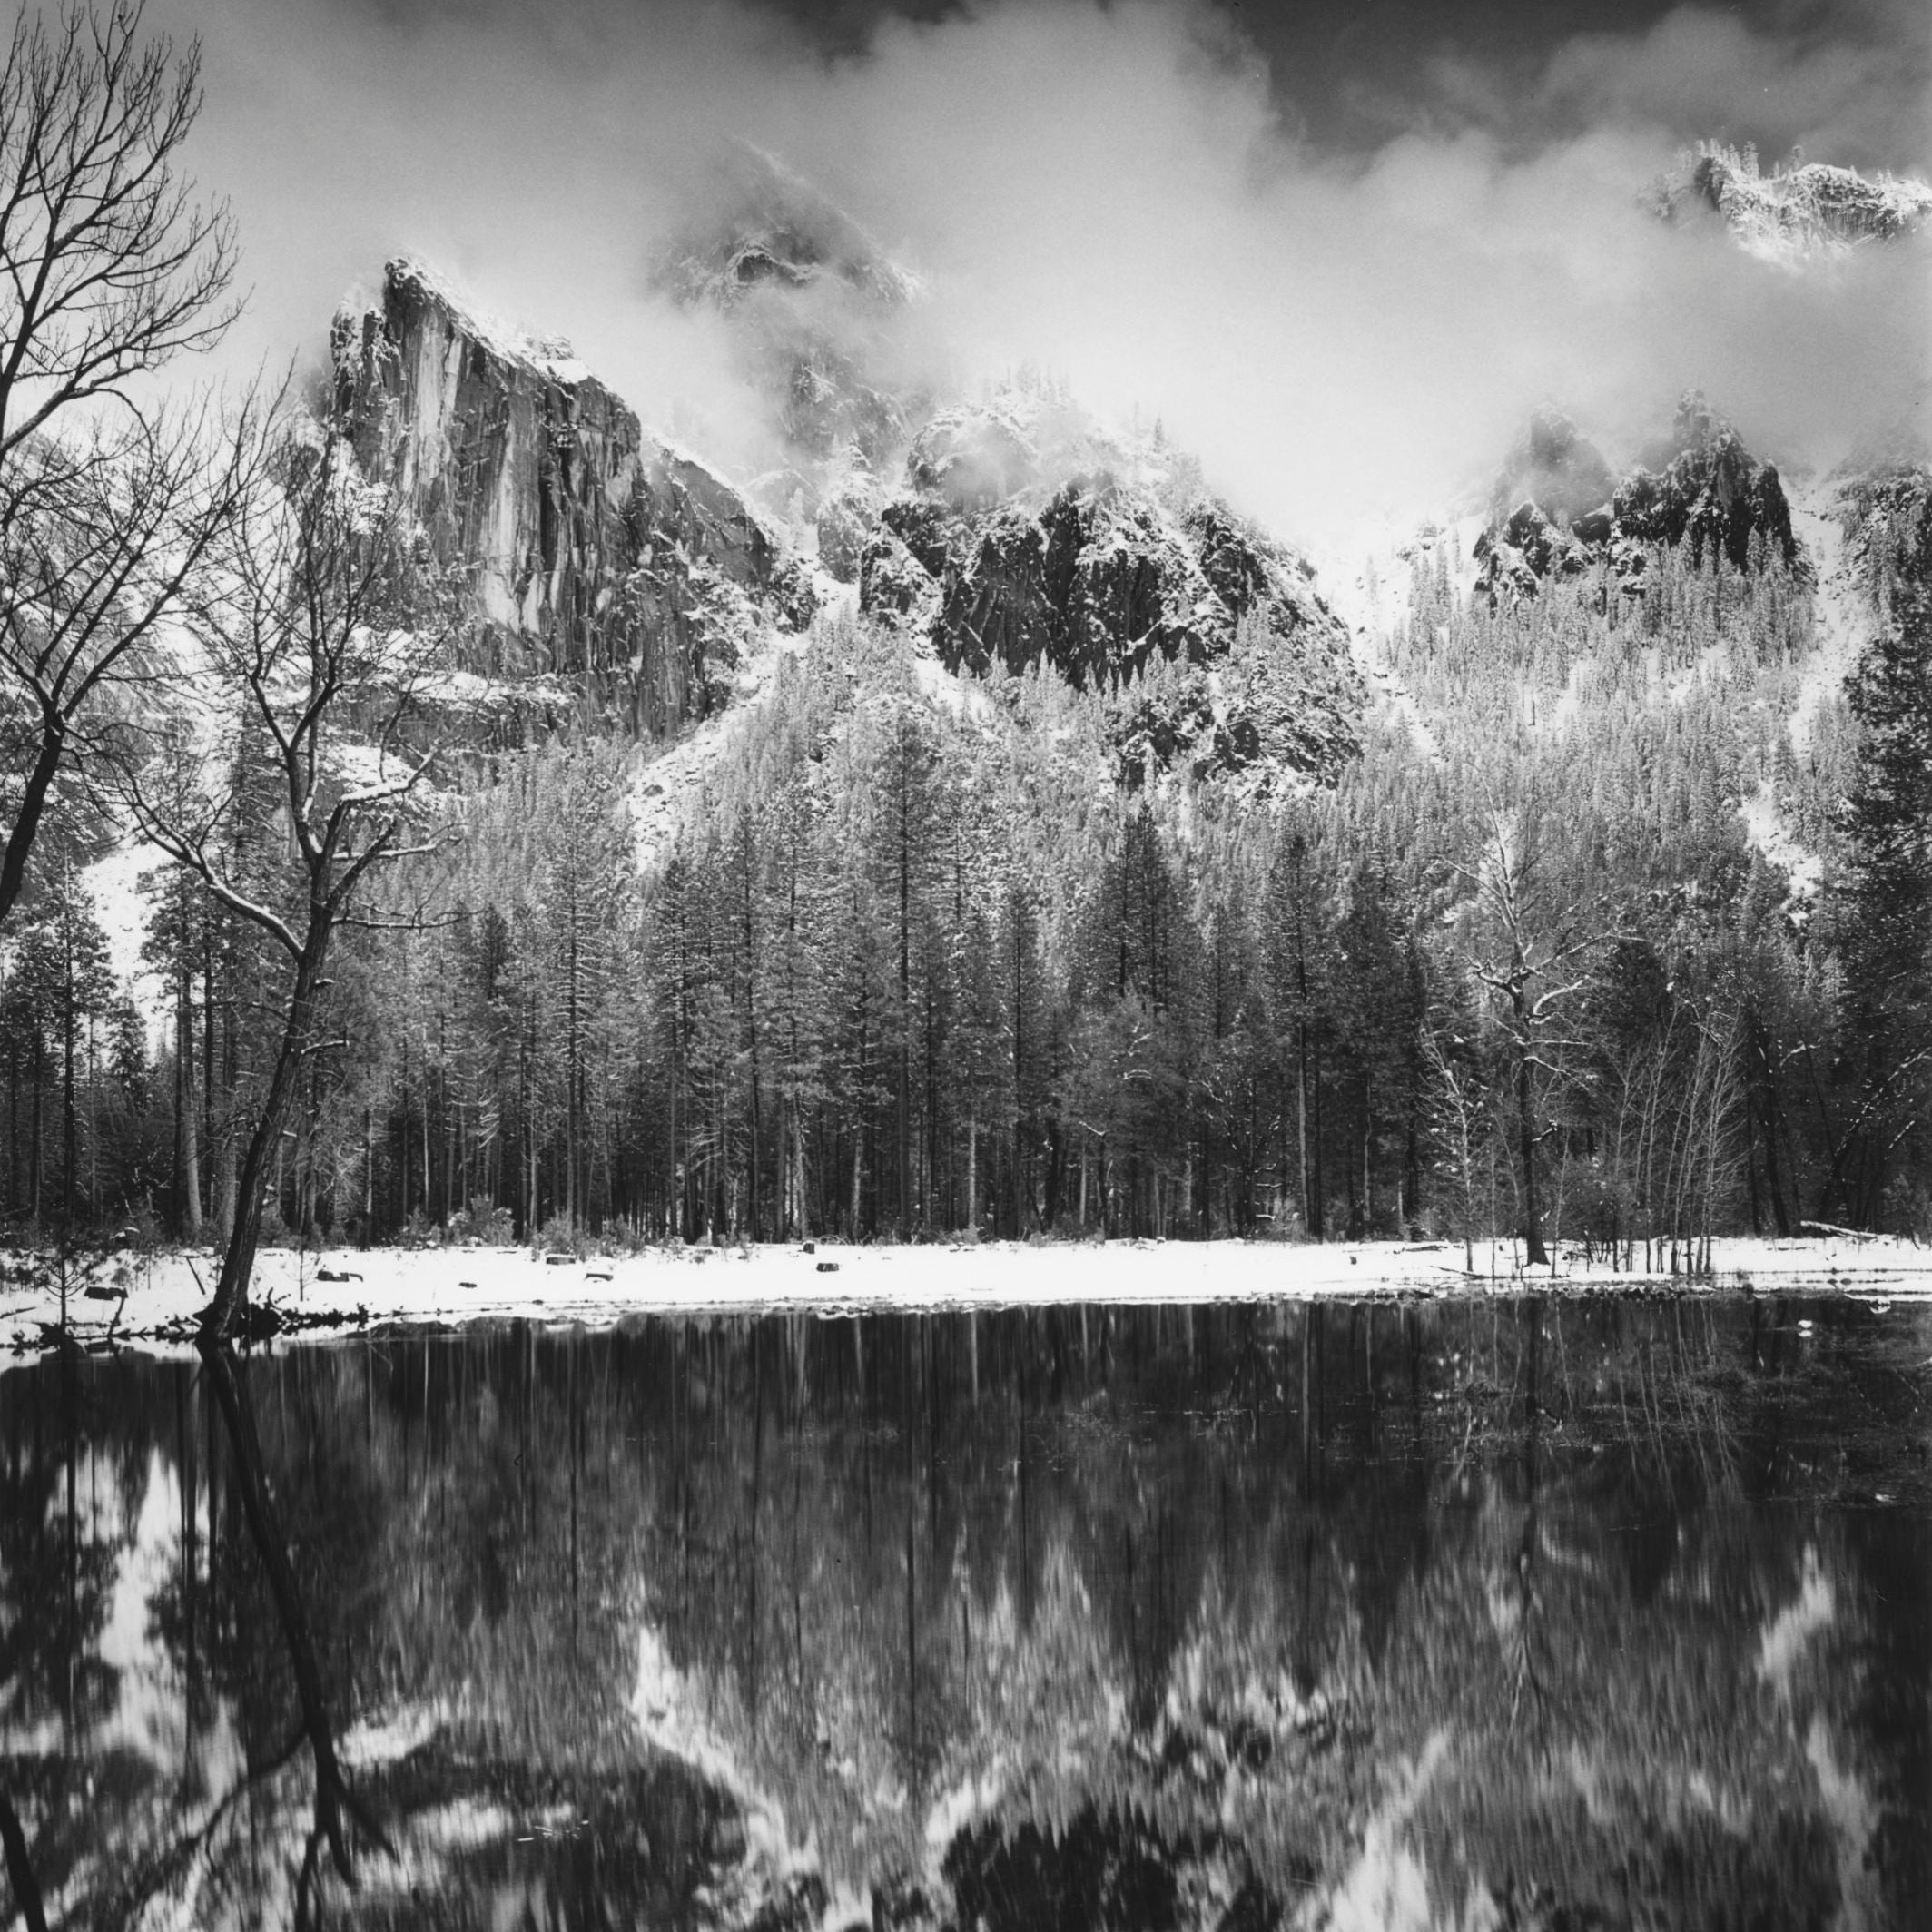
(34, 450, 1930, 1257)
(5, 202, 1930, 1259)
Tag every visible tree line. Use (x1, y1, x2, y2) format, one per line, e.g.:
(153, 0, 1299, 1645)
(14, 506, 1923, 1262)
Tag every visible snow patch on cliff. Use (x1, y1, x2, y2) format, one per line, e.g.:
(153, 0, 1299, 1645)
(375, 256, 593, 386)
(1788, 487, 1867, 755)
(1740, 782, 1821, 902)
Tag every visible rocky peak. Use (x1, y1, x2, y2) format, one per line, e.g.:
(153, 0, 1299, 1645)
(653, 142, 920, 312)
(1488, 408, 1614, 527)
(1474, 392, 1798, 606)
(906, 406, 1045, 514)
(1616, 392, 1797, 571)
(651, 145, 925, 487)
(853, 390, 1363, 790)
(1651, 143, 1932, 262)
(331, 259, 804, 740)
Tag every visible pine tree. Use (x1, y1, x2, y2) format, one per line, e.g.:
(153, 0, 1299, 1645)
(1263, 823, 1334, 1237)
(1835, 508, 1932, 1222)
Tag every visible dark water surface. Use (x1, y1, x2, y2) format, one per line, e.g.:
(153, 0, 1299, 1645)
(2, 1296, 1928, 1929)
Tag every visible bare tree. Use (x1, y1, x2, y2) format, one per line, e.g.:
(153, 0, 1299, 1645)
(1422, 1022, 1489, 1273)
(0, 0, 246, 930)
(113, 422, 445, 1903)
(1456, 806, 1616, 1268)
(123, 423, 448, 1343)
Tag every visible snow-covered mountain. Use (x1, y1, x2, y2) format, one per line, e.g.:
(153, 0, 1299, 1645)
(1474, 395, 1798, 605)
(1650, 143, 1932, 263)
(853, 389, 1363, 787)
(316, 142, 1925, 831)
(327, 212, 1367, 800)
(652, 140, 921, 315)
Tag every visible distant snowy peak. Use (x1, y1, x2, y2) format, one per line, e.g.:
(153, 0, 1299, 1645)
(902, 387, 1208, 517)
(651, 141, 921, 313)
(1487, 407, 1614, 528)
(650, 143, 928, 490)
(1651, 143, 1932, 263)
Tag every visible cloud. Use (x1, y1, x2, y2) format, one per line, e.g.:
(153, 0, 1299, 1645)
(146, 0, 1929, 547)
(1523, 5, 1931, 172)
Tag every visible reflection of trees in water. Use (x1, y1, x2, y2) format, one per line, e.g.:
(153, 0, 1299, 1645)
(0, 1344, 405, 1926)
(0, 1354, 143, 1740)
(0, 1297, 1926, 1928)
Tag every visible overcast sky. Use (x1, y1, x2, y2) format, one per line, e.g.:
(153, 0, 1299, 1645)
(143, 0, 1932, 538)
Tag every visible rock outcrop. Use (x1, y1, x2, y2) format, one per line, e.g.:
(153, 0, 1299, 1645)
(331, 259, 805, 739)
(1651, 143, 1932, 262)
(1830, 449, 1932, 607)
(1474, 395, 1799, 606)
(1613, 395, 1798, 570)
(856, 397, 1363, 788)
(1487, 409, 1616, 528)
(651, 144, 925, 496)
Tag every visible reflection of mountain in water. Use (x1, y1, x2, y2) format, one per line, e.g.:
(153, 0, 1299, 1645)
(1, 1298, 1927, 1927)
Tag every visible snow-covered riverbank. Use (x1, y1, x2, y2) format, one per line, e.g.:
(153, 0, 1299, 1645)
(6, 1230, 1930, 1355)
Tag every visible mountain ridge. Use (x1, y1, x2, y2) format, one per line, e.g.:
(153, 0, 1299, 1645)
(1474, 395, 1799, 605)
(853, 389, 1365, 789)
(1650, 142, 1932, 262)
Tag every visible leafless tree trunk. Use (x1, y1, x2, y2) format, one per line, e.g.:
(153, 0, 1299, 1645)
(174, 963, 202, 1236)
(122, 423, 448, 1340)
(0, 1785, 48, 1932)
(1458, 805, 1618, 1272)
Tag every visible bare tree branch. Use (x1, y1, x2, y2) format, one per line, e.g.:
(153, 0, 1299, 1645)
(114, 416, 452, 1339)
(0, 2, 246, 930)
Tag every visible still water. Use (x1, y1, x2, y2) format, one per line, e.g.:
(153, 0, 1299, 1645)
(1, 1296, 1927, 1930)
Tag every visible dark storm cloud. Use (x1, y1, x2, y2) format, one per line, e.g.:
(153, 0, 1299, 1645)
(522, 0, 1929, 157)
(1484, 3, 1931, 167)
(145, 0, 1929, 540)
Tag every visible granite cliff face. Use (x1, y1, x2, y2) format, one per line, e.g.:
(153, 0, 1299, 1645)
(856, 397, 1364, 787)
(331, 259, 805, 738)
(1474, 397, 1798, 606)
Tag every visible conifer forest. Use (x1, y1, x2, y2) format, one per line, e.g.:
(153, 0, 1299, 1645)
(5, 482, 1929, 1260)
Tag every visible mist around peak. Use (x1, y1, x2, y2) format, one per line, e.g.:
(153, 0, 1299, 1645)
(145, 0, 1930, 548)
(650, 139, 922, 314)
